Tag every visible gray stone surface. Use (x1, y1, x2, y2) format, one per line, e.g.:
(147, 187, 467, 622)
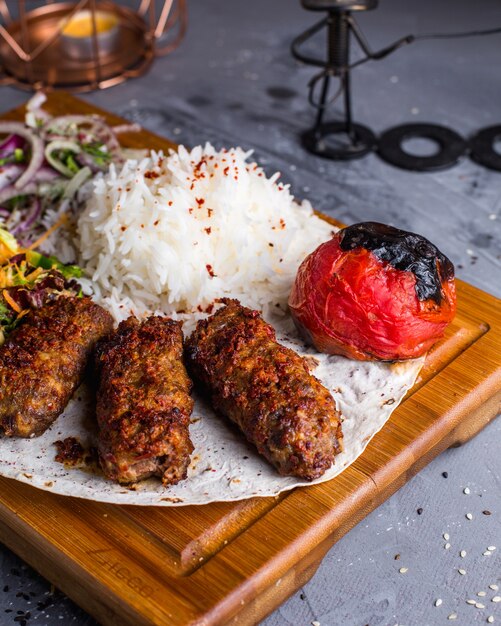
(0, 0, 500, 624)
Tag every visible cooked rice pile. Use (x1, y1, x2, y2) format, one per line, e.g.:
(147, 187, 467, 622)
(77, 143, 335, 325)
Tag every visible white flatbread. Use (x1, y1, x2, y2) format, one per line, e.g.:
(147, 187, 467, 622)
(0, 315, 422, 506)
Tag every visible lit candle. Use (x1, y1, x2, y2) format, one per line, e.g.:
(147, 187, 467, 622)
(60, 10, 119, 59)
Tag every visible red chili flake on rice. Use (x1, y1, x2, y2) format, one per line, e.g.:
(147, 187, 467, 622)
(193, 158, 207, 176)
(77, 144, 336, 333)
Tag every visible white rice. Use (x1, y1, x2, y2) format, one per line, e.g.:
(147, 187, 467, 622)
(77, 143, 335, 329)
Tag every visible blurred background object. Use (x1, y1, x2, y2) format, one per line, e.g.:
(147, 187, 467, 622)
(292, 0, 501, 171)
(291, 0, 379, 161)
(0, 0, 187, 92)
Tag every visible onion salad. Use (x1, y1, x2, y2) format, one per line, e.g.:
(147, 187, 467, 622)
(0, 92, 138, 251)
(0, 227, 82, 344)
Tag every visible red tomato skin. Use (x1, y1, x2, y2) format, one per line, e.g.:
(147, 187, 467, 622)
(288, 237, 456, 361)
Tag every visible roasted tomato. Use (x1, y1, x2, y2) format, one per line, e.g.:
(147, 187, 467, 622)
(288, 222, 456, 361)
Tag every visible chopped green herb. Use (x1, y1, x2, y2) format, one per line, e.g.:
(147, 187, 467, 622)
(65, 153, 80, 174)
(82, 143, 111, 167)
(25, 250, 82, 279)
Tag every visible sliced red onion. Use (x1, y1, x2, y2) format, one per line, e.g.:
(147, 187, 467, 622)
(27, 92, 47, 112)
(0, 134, 25, 157)
(75, 150, 103, 173)
(0, 207, 10, 219)
(0, 123, 45, 190)
(33, 166, 61, 183)
(42, 115, 102, 143)
(25, 92, 50, 129)
(0, 164, 25, 190)
(11, 197, 42, 235)
(45, 139, 81, 178)
(42, 133, 76, 143)
(0, 184, 37, 205)
(113, 123, 141, 134)
(63, 166, 92, 199)
(43, 114, 102, 130)
(96, 125, 121, 156)
(43, 115, 122, 159)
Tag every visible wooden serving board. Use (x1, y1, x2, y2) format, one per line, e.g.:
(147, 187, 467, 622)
(0, 93, 500, 626)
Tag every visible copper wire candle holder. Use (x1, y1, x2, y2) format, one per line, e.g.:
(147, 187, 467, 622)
(0, 0, 187, 92)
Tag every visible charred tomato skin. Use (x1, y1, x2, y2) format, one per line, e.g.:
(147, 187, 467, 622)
(288, 231, 456, 361)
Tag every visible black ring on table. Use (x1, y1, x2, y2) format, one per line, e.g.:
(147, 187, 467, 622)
(301, 122, 377, 160)
(377, 123, 467, 171)
(469, 125, 501, 172)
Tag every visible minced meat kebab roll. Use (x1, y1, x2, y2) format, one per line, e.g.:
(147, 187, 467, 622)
(95, 316, 194, 485)
(185, 299, 343, 480)
(0, 296, 113, 437)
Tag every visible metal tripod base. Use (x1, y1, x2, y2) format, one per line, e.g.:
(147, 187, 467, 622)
(302, 121, 377, 160)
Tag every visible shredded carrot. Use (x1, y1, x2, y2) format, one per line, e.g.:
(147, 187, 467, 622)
(0, 265, 16, 289)
(2, 289, 21, 313)
(0, 270, 10, 290)
(27, 213, 68, 251)
(25, 267, 44, 282)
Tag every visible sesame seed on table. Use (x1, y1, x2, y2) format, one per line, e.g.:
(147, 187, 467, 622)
(1, 0, 501, 624)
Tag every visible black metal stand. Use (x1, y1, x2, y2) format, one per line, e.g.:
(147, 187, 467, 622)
(291, 1, 378, 160)
(293, 0, 501, 171)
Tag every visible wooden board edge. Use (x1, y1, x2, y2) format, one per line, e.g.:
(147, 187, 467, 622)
(211, 391, 501, 626)
(0, 514, 145, 626)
